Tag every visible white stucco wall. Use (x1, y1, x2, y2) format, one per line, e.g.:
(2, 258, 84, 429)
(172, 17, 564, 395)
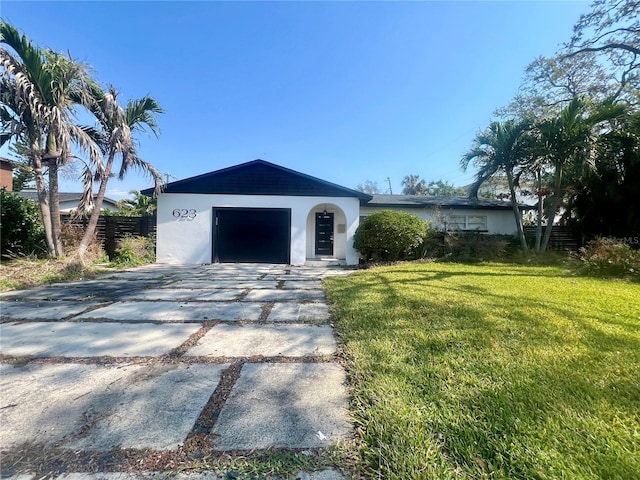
(359, 206, 518, 235)
(156, 193, 361, 265)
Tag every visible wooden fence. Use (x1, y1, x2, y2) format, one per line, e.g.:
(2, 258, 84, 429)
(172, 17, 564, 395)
(61, 214, 157, 258)
(523, 226, 580, 252)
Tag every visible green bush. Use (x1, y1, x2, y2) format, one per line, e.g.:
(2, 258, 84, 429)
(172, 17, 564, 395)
(0, 188, 46, 258)
(354, 210, 429, 262)
(579, 238, 640, 279)
(112, 235, 155, 266)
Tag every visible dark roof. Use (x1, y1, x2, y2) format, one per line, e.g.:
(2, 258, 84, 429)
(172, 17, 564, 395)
(16, 191, 119, 206)
(141, 159, 372, 200)
(364, 194, 521, 210)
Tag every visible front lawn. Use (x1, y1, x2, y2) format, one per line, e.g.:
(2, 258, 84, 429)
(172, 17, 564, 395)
(325, 262, 640, 479)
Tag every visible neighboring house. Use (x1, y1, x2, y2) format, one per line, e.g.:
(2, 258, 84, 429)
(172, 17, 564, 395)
(0, 158, 13, 191)
(361, 195, 519, 235)
(15, 191, 120, 213)
(143, 159, 526, 266)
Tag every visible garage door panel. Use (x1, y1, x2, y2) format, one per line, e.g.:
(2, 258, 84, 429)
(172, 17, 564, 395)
(214, 208, 290, 264)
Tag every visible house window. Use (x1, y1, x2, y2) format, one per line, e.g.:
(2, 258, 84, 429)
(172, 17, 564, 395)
(447, 215, 487, 231)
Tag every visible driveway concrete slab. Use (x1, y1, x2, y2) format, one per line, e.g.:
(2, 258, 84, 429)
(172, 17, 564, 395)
(0, 363, 226, 450)
(73, 301, 263, 322)
(0, 322, 199, 357)
(242, 289, 325, 302)
(118, 289, 240, 302)
(0, 280, 159, 302)
(268, 303, 330, 322)
(186, 324, 337, 357)
(281, 280, 324, 290)
(165, 280, 279, 290)
(0, 300, 102, 320)
(211, 363, 351, 450)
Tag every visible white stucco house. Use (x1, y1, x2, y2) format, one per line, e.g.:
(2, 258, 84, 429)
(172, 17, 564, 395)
(142, 160, 522, 266)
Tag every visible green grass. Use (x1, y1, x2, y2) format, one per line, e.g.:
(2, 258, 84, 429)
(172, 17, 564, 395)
(325, 262, 640, 480)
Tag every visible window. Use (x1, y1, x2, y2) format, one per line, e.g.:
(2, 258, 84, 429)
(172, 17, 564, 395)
(447, 215, 487, 231)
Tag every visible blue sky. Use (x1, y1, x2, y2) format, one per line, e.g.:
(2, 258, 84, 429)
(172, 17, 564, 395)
(2, 1, 590, 199)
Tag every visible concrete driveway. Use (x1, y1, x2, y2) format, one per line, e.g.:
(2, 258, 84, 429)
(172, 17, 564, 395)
(0, 264, 352, 479)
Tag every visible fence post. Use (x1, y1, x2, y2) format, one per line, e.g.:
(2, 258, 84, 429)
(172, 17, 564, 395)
(105, 216, 117, 259)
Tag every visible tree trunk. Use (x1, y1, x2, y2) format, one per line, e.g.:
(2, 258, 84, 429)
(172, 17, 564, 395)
(48, 158, 63, 257)
(31, 150, 55, 255)
(535, 170, 543, 252)
(541, 166, 563, 252)
(506, 171, 528, 250)
(77, 153, 114, 259)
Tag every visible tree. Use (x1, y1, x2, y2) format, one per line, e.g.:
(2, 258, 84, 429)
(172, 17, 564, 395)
(76, 86, 163, 258)
(355, 180, 383, 194)
(426, 180, 466, 196)
(498, 1, 638, 121)
(461, 119, 533, 250)
(116, 190, 158, 216)
(535, 97, 625, 251)
(401, 174, 427, 195)
(0, 21, 101, 256)
(565, 108, 640, 240)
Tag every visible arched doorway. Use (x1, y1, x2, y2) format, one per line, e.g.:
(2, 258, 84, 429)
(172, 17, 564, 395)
(305, 203, 347, 261)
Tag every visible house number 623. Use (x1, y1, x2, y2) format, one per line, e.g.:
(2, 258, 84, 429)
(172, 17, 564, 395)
(172, 209, 197, 219)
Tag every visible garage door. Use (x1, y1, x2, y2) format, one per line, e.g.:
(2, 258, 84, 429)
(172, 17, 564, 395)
(213, 208, 291, 263)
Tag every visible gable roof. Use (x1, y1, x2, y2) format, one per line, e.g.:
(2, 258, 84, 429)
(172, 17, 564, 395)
(364, 194, 524, 210)
(141, 159, 372, 200)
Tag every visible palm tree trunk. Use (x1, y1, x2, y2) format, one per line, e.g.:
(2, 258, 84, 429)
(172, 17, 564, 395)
(535, 170, 543, 253)
(31, 143, 55, 255)
(77, 153, 114, 259)
(48, 158, 63, 257)
(506, 171, 528, 250)
(541, 166, 563, 252)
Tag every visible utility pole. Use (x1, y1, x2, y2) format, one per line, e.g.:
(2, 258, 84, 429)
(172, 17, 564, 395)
(163, 172, 175, 185)
(387, 177, 393, 195)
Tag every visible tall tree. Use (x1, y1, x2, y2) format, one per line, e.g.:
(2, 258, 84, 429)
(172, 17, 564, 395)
(0, 21, 100, 256)
(401, 174, 427, 195)
(76, 85, 163, 259)
(564, 108, 640, 240)
(535, 97, 625, 251)
(461, 119, 533, 250)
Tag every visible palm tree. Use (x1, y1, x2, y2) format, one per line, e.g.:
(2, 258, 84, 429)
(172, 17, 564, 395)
(116, 190, 158, 216)
(535, 97, 625, 252)
(401, 174, 427, 195)
(461, 119, 533, 250)
(0, 21, 101, 256)
(76, 85, 163, 259)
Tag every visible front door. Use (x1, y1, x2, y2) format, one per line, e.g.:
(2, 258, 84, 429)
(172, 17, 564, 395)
(315, 212, 334, 256)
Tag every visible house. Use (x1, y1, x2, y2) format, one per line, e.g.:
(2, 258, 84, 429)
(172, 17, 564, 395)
(15, 191, 120, 213)
(143, 160, 524, 266)
(0, 158, 13, 191)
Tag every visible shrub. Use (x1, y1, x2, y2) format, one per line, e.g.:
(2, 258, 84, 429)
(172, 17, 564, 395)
(60, 223, 105, 261)
(112, 235, 155, 266)
(354, 210, 429, 262)
(0, 188, 46, 258)
(578, 238, 640, 280)
(443, 232, 512, 261)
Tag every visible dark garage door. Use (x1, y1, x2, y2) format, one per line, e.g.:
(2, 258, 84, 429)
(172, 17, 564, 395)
(213, 208, 291, 263)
